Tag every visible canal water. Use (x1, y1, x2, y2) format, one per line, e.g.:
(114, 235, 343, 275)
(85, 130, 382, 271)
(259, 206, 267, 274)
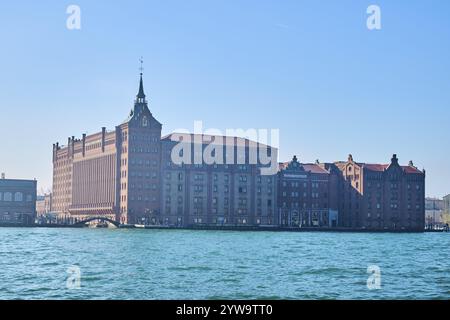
(0, 228, 448, 300)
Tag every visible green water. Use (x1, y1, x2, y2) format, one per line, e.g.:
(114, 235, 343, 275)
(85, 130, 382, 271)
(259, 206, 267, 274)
(0, 228, 448, 300)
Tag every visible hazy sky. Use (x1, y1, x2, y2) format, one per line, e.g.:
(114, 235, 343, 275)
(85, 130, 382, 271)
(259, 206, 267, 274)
(0, 0, 449, 197)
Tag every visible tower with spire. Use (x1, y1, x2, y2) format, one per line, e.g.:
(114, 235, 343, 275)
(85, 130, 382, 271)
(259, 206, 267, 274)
(116, 58, 162, 225)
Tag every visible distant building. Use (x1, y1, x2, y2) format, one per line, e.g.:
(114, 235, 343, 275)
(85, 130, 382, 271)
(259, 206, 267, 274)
(0, 177, 37, 225)
(329, 155, 425, 231)
(36, 193, 52, 216)
(425, 198, 444, 226)
(277, 156, 339, 228)
(444, 195, 450, 214)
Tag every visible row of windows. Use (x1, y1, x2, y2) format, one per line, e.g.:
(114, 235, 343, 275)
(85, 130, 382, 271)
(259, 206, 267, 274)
(0, 192, 33, 202)
(366, 182, 422, 190)
(121, 171, 158, 179)
(128, 135, 159, 142)
(282, 181, 323, 188)
(282, 191, 325, 198)
(177, 196, 273, 207)
(128, 147, 159, 154)
(128, 159, 159, 167)
(365, 203, 422, 210)
(127, 184, 158, 190)
(281, 202, 328, 209)
(166, 196, 274, 207)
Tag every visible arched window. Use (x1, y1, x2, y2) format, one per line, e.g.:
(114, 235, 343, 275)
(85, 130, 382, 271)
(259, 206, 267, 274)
(4, 192, 12, 201)
(15, 192, 23, 202)
(142, 116, 148, 127)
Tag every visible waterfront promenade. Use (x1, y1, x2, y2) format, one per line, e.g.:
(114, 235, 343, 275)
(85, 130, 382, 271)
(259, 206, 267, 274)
(1, 221, 448, 233)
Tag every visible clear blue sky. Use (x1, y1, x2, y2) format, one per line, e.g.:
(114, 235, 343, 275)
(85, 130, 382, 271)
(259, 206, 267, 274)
(0, 0, 449, 197)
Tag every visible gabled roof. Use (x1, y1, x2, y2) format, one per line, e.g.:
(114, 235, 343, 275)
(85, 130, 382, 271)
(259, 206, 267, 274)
(363, 164, 389, 172)
(335, 162, 423, 174)
(278, 162, 328, 174)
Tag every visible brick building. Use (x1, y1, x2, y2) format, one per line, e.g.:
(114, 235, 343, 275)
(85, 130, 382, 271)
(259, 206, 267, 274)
(51, 73, 426, 231)
(330, 154, 425, 231)
(160, 133, 277, 227)
(52, 74, 162, 224)
(277, 156, 339, 227)
(52, 74, 278, 226)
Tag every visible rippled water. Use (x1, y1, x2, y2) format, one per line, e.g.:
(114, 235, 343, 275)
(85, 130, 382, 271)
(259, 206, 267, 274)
(0, 228, 448, 300)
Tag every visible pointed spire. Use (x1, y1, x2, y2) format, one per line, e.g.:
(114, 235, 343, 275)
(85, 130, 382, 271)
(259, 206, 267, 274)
(137, 73, 146, 99)
(135, 57, 147, 103)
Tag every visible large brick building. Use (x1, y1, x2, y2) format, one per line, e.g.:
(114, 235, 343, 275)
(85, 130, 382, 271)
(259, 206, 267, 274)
(51, 73, 426, 231)
(52, 74, 278, 226)
(160, 133, 277, 226)
(52, 74, 162, 224)
(277, 156, 339, 228)
(329, 154, 426, 231)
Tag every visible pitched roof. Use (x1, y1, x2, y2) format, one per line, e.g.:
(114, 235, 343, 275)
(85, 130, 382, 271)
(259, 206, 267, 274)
(303, 164, 329, 174)
(401, 166, 423, 174)
(278, 162, 328, 174)
(161, 133, 274, 149)
(363, 164, 389, 172)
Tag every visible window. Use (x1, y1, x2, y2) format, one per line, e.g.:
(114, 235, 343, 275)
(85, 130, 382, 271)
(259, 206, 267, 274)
(4, 192, 12, 202)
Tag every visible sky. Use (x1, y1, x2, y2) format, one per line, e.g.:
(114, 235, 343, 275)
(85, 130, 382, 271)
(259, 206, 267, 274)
(0, 0, 449, 197)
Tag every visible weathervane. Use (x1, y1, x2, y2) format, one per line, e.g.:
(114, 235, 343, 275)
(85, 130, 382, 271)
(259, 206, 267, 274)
(139, 56, 144, 75)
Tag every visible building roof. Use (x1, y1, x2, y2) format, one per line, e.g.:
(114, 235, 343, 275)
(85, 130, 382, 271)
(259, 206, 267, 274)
(334, 161, 424, 174)
(161, 133, 274, 149)
(278, 162, 328, 174)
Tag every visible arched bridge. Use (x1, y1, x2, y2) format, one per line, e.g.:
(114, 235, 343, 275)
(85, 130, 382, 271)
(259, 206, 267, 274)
(73, 216, 120, 228)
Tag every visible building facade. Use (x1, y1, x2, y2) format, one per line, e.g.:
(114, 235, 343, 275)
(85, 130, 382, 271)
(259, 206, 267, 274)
(51, 73, 426, 231)
(425, 197, 444, 226)
(36, 193, 52, 216)
(444, 195, 450, 215)
(330, 154, 425, 231)
(52, 74, 162, 224)
(0, 177, 37, 225)
(160, 133, 278, 227)
(52, 74, 278, 226)
(277, 156, 339, 228)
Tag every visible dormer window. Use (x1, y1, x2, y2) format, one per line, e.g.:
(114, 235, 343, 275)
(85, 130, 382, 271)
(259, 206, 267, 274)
(142, 116, 148, 127)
